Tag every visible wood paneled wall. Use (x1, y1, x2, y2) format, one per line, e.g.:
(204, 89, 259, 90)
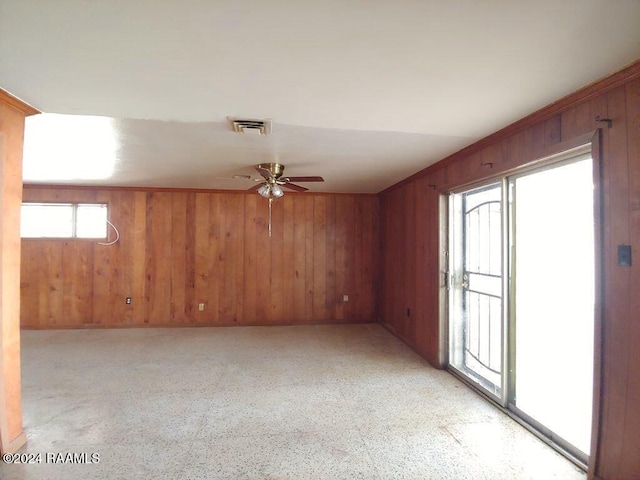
(21, 188, 379, 328)
(379, 62, 640, 480)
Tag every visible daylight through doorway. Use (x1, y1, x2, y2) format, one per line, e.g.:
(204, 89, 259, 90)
(448, 150, 595, 463)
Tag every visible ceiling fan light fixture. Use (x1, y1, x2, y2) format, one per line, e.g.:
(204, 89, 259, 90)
(257, 183, 284, 199)
(271, 184, 284, 198)
(248, 163, 324, 237)
(257, 183, 271, 198)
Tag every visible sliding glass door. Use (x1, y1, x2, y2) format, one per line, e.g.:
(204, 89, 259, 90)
(448, 149, 595, 462)
(509, 156, 594, 457)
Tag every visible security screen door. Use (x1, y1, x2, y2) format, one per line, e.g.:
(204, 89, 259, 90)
(448, 150, 595, 462)
(449, 182, 504, 400)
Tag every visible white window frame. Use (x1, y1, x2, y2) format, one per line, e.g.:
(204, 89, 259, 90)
(21, 202, 109, 239)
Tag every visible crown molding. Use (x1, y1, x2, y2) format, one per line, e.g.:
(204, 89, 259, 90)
(0, 89, 40, 116)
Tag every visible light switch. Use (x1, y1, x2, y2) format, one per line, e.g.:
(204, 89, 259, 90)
(618, 245, 632, 267)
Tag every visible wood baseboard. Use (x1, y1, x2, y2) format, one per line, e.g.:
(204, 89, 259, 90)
(21, 319, 374, 330)
(1, 431, 26, 454)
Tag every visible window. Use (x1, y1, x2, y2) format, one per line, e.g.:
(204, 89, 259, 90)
(21, 203, 108, 239)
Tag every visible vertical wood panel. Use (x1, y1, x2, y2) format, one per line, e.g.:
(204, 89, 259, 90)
(255, 198, 271, 322)
(243, 194, 257, 323)
(91, 192, 115, 323)
(220, 195, 233, 322)
(183, 193, 196, 323)
(370, 195, 381, 322)
(384, 188, 404, 333)
(304, 196, 314, 321)
(342, 195, 356, 321)
(232, 195, 247, 322)
(404, 184, 416, 338)
(118, 192, 135, 325)
(354, 197, 365, 322)
(413, 177, 431, 359)
(543, 114, 562, 147)
(425, 181, 441, 365)
(103, 192, 124, 324)
(131, 192, 147, 324)
(145, 192, 172, 323)
(282, 196, 295, 322)
(219, 194, 232, 322)
(380, 194, 392, 329)
(292, 197, 306, 320)
(531, 122, 546, 157)
(40, 243, 63, 326)
(269, 199, 284, 323)
(560, 101, 592, 140)
(93, 196, 114, 326)
(313, 196, 327, 320)
(19, 243, 39, 328)
(334, 196, 346, 321)
(325, 196, 336, 320)
(62, 241, 93, 325)
(209, 194, 222, 323)
(363, 196, 378, 321)
(170, 193, 187, 323)
(193, 193, 209, 323)
(598, 87, 630, 479)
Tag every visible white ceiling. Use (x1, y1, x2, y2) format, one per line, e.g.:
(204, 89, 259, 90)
(2, 0, 639, 193)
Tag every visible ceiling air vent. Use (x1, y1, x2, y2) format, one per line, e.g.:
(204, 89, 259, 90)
(228, 117, 272, 136)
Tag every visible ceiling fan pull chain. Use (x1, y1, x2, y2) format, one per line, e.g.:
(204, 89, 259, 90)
(268, 197, 273, 238)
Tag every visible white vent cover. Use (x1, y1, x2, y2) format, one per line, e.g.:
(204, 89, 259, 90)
(228, 117, 272, 136)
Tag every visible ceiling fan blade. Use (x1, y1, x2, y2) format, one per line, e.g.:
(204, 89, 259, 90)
(255, 166, 273, 181)
(247, 183, 263, 192)
(285, 176, 324, 182)
(282, 183, 308, 192)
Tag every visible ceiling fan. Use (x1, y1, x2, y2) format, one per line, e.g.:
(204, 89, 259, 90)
(246, 163, 324, 236)
(247, 163, 324, 199)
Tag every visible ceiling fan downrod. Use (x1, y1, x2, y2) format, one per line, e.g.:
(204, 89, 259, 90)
(268, 198, 273, 237)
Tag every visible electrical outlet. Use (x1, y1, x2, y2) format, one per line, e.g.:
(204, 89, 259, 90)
(198, 303, 205, 311)
(125, 297, 132, 304)
(343, 294, 349, 302)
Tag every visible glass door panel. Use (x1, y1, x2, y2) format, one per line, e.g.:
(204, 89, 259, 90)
(510, 157, 594, 457)
(449, 182, 503, 399)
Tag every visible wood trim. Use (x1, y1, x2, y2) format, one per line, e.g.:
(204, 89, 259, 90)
(382, 58, 640, 195)
(0, 107, 27, 455)
(21, 319, 374, 330)
(0, 432, 26, 454)
(589, 130, 605, 480)
(23, 184, 377, 197)
(0, 89, 39, 116)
